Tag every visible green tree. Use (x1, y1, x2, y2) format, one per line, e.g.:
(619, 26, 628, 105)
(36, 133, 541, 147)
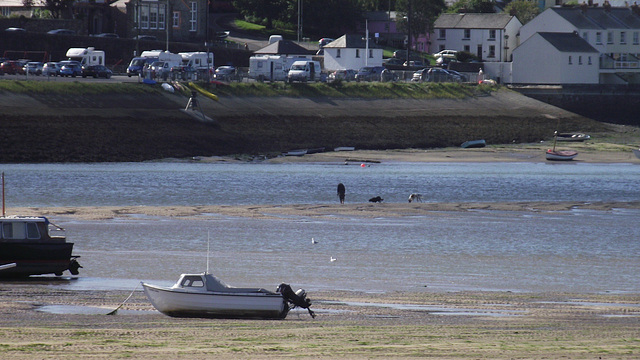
(448, 0, 496, 13)
(504, 0, 539, 24)
(43, 0, 74, 19)
(396, 0, 446, 51)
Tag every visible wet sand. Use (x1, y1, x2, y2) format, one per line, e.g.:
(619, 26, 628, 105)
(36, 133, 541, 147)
(0, 284, 638, 359)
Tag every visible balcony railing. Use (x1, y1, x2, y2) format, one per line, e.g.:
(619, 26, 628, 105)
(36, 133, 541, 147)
(600, 54, 640, 69)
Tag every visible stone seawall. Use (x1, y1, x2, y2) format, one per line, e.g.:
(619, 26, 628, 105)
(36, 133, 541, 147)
(0, 88, 608, 163)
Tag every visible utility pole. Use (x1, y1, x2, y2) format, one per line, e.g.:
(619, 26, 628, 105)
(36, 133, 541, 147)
(406, 0, 411, 65)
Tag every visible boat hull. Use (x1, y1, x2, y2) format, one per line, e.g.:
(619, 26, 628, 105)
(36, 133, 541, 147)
(633, 149, 640, 159)
(546, 150, 578, 161)
(461, 139, 486, 148)
(0, 242, 75, 277)
(142, 283, 290, 319)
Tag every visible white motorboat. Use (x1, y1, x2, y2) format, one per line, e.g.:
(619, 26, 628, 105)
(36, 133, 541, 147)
(556, 133, 591, 142)
(142, 273, 314, 319)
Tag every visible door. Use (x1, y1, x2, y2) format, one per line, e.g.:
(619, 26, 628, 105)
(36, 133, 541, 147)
(270, 62, 274, 81)
(477, 45, 483, 60)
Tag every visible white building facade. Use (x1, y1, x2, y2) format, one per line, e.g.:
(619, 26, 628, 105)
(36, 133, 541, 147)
(431, 13, 522, 62)
(323, 34, 383, 71)
(520, 6, 640, 84)
(512, 32, 599, 84)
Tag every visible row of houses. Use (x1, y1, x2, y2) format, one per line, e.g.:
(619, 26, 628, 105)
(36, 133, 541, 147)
(327, 5, 640, 85)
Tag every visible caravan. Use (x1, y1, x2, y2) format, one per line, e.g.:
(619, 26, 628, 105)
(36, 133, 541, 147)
(179, 52, 214, 71)
(66, 47, 105, 66)
(249, 55, 311, 82)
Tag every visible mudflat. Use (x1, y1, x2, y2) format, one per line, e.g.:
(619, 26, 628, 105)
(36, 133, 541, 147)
(0, 284, 638, 359)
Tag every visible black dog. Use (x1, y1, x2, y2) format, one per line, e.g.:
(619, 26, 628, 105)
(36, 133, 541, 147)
(369, 196, 383, 203)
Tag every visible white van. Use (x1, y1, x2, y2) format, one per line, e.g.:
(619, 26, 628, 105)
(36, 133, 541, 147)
(287, 60, 322, 83)
(269, 35, 283, 44)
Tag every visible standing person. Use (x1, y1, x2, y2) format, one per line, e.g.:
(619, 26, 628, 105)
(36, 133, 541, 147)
(337, 183, 346, 204)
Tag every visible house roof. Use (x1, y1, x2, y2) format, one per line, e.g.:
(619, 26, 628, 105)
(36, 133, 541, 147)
(254, 40, 314, 55)
(323, 34, 381, 49)
(537, 32, 599, 53)
(549, 7, 640, 30)
(433, 13, 516, 29)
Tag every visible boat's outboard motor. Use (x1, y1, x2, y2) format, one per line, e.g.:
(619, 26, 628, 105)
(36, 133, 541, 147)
(68, 258, 82, 275)
(277, 283, 315, 318)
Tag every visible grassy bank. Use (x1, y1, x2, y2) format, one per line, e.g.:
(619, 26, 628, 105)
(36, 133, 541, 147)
(207, 81, 495, 99)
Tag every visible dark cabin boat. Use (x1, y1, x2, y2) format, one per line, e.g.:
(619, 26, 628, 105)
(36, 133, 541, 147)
(0, 216, 81, 277)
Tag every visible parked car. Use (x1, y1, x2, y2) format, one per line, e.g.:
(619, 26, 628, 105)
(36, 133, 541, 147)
(213, 65, 236, 81)
(425, 68, 460, 83)
(0, 60, 25, 75)
(446, 69, 468, 82)
(47, 28, 76, 35)
(82, 64, 112, 78)
(411, 68, 429, 82)
(59, 61, 82, 77)
(318, 38, 334, 48)
(91, 33, 118, 38)
(42, 62, 61, 76)
(5, 27, 26, 32)
(328, 69, 356, 82)
(23, 61, 43, 75)
(403, 60, 427, 68)
(133, 34, 157, 41)
(355, 66, 386, 82)
(434, 50, 458, 66)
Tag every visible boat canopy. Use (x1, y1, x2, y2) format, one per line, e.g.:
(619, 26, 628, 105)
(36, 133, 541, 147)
(174, 273, 276, 294)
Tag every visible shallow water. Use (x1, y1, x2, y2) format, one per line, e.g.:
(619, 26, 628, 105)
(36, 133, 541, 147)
(2, 161, 639, 293)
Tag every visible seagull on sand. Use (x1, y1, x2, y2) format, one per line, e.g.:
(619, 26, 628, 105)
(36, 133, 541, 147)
(311, 238, 318, 244)
(330, 257, 337, 262)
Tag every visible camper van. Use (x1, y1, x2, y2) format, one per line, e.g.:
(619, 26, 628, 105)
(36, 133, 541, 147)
(249, 55, 289, 82)
(287, 60, 322, 83)
(66, 47, 105, 66)
(179, 52, 214, 71)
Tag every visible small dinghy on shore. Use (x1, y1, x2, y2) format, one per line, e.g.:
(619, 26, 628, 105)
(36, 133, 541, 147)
(142, 273, 315, 319)
(546, 131, 578, 161)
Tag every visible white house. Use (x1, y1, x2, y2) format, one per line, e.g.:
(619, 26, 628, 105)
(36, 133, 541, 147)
(322, 34, 383, 71)
(431, 13, 522, 62)
(519, 6, 640, 84)
(512, 32, 599, 84)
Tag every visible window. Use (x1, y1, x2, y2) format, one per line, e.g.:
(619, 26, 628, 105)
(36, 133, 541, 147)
(464, 29, 471, 39)
(26, 223, 40, 239)
(439, 29, 446, 39)
(489, 29, 496, 40)
(596, 32, 602, 44)
(439, 44, 445, 52)
(607, 31, 613, 44)
(588, 56, 592, 65)
(464, 45, 470, 52)
(634, 32, 639, 45)
(488, 45, 495, 58)
(568, 55, 572, 65)
(190, 1, 197, 32)
(384, 23, 389, 32)
(369, 49, 373, 58)
(336, 49, 341, 58)
(578, 55, 582, 65)
(356, 49, 360, 58)
(149, 5, 158, 30)
(137, 3, 166, 30)
(159, 6, 166, 30)
(173, 11, 180, 29)
(620, 31, 626, 44)
(582, 32, 588, 42)
(140, 6, 149, 29)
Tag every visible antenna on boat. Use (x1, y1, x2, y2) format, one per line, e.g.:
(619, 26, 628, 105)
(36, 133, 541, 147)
(206, 230, 210, 275)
